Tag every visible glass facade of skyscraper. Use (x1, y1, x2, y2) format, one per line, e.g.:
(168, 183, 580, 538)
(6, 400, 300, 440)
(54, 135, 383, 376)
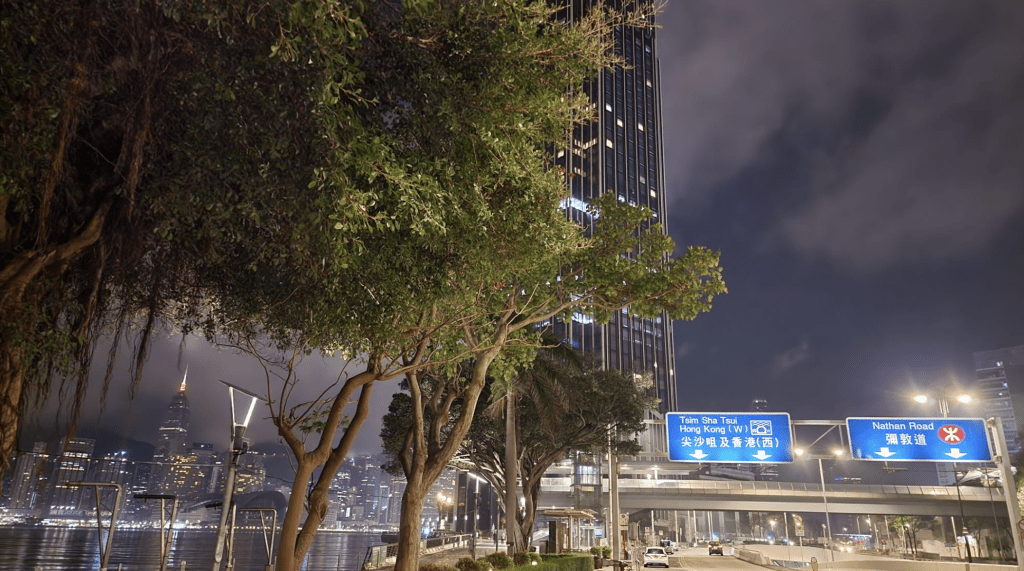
(551, 0, 677, 415)
(974, 345, 1024, 458)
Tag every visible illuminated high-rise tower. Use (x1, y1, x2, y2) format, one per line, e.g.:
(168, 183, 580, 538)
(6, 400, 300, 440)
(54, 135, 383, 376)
(551, 0, 676, 414)
(151, 369, 191, 491)
(974, 346, 1024, 458)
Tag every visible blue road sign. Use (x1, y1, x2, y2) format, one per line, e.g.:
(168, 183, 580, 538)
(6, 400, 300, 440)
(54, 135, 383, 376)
(666, 412, 793, 463)
(846, 417, 992, 462)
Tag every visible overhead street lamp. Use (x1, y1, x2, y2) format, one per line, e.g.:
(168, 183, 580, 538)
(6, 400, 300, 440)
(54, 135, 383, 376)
(913, 392, 972, 417)
(912, 388, 975, 565)
(437, 492, 454, 530)
(212, 381, 264, 571)
(794, 445, 844, 564)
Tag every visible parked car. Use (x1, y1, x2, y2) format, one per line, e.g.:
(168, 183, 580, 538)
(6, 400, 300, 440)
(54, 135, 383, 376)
(643, 546, 669, 567)
(708, 540, 723, 556)
(659, 539, 675, 554)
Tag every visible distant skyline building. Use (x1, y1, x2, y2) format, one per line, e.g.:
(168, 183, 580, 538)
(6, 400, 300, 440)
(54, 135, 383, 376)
(46, 437, 95, 518)
(551, 1, 677, 415)
(151, 370, 191, 493)
(8, 442, 48, 512)
(153, 370, 191, 463)
(974, 345, 1024, 458)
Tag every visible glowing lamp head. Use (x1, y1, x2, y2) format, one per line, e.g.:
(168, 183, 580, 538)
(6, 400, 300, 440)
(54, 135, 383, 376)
(913, 394, 928, 404)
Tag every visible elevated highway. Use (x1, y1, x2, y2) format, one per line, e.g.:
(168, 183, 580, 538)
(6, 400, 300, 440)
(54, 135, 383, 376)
(539, 476, 1008, 517)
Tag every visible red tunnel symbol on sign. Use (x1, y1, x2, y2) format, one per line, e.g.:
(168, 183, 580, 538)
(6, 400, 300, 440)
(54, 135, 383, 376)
(939, 425, 965, 444)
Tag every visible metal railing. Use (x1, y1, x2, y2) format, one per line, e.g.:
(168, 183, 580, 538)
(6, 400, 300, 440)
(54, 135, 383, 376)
(362, 533, 472, 569)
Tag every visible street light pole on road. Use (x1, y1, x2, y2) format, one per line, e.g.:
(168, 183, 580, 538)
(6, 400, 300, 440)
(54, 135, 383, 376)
(913, 389, 975, 564)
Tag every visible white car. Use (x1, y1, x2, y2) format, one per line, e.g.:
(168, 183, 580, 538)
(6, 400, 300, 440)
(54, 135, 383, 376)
(643, 546, 669, 568)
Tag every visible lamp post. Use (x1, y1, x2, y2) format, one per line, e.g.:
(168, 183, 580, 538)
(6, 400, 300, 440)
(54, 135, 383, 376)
(212, 381, 264, 571)
(468, 472, 484, 558)
(437, 492, 453, 530)
(912, 390, 974, 564)
(796, 446, 843, 564)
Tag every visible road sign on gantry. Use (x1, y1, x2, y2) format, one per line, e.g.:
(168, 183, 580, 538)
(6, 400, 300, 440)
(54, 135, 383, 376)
(666, 412, 794, 463)
(846, 417, 992, 462)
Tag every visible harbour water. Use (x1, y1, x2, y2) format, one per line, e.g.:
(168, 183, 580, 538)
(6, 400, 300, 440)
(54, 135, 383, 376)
(0, 526, 380, 571)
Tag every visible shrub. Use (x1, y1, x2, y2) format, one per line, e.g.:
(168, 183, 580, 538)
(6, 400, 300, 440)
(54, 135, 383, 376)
(537, 554, 593, 571)
(419, 564, 454, 571)
(485, 552, 514, 569)
(589, 547, 601, 556)
(600, 546, 611, 559)
(514, 552, 530, 566)
(456, 557, 483, 571)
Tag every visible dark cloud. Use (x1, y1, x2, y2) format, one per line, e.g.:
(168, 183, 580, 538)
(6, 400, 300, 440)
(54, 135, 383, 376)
(659, 0, 1024, 271)
(770, 339, 810, 380)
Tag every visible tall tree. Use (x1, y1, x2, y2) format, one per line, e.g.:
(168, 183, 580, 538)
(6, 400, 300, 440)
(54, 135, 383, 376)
(194, 1, 690, 569)
(470, 351, 656, 554)
(0, 0, 376, 469)
(486, 338, 582, 554)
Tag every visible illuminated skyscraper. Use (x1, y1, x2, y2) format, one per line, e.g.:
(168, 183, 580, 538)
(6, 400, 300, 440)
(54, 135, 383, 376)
(974, 346, 1024, 458)
(47, 437, 95, 518)
(551, 0, 676, 414)
(153, 369, 191, 463)
(151, 369, 191, 492)
(8, 442, 48, 513)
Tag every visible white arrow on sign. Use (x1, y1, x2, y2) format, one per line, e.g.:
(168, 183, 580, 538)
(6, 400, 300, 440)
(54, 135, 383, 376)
(752, 450, 772, 461)
(690, 450, 708, 460)
(875, 447, 896, 458)
(946, 448, 967, 459)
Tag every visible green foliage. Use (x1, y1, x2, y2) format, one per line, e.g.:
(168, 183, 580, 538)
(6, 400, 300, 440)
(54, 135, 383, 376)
(492, 552, 579, 571)
(600, 547, 611, 559)
(419, 564, 457, 571)
(485, 552, 514, 569)
(535, 554, 593, 571)
(589, 547, 601, 556)
(456, 557, 484, 571)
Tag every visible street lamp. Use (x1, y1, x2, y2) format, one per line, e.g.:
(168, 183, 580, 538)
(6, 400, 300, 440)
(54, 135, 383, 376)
(467, 472, 484, 558)
(912, 389, 975, 564)
(437, 492, 454, 530)
(212, 381, 264, 571)
(913, 392, 972, 417)
(795, 445, 843, 564)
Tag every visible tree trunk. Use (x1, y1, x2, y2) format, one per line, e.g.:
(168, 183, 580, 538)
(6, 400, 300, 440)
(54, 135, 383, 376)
(275, 462, 315, 571)
(0, 343, 24, 474)
(394, 475, 428, 571)
(519, 475, 542, 551)
(505, 393, 520, 555)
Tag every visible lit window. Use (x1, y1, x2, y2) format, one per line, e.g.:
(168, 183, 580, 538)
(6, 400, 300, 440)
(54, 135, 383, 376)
(650, 189, 656, 198)
(605, 103, 613, 112)
(606, 139, 613, 148)
(646, 79, 653, 87)
(638, 123, 644, 131)
(616, 118, 624, 127)
(556, 150, 564, 158)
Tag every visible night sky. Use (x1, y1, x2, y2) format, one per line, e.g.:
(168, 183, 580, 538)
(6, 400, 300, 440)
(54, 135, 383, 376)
(658, 0, 1023, 422)
(21, 1, 1024, 464)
